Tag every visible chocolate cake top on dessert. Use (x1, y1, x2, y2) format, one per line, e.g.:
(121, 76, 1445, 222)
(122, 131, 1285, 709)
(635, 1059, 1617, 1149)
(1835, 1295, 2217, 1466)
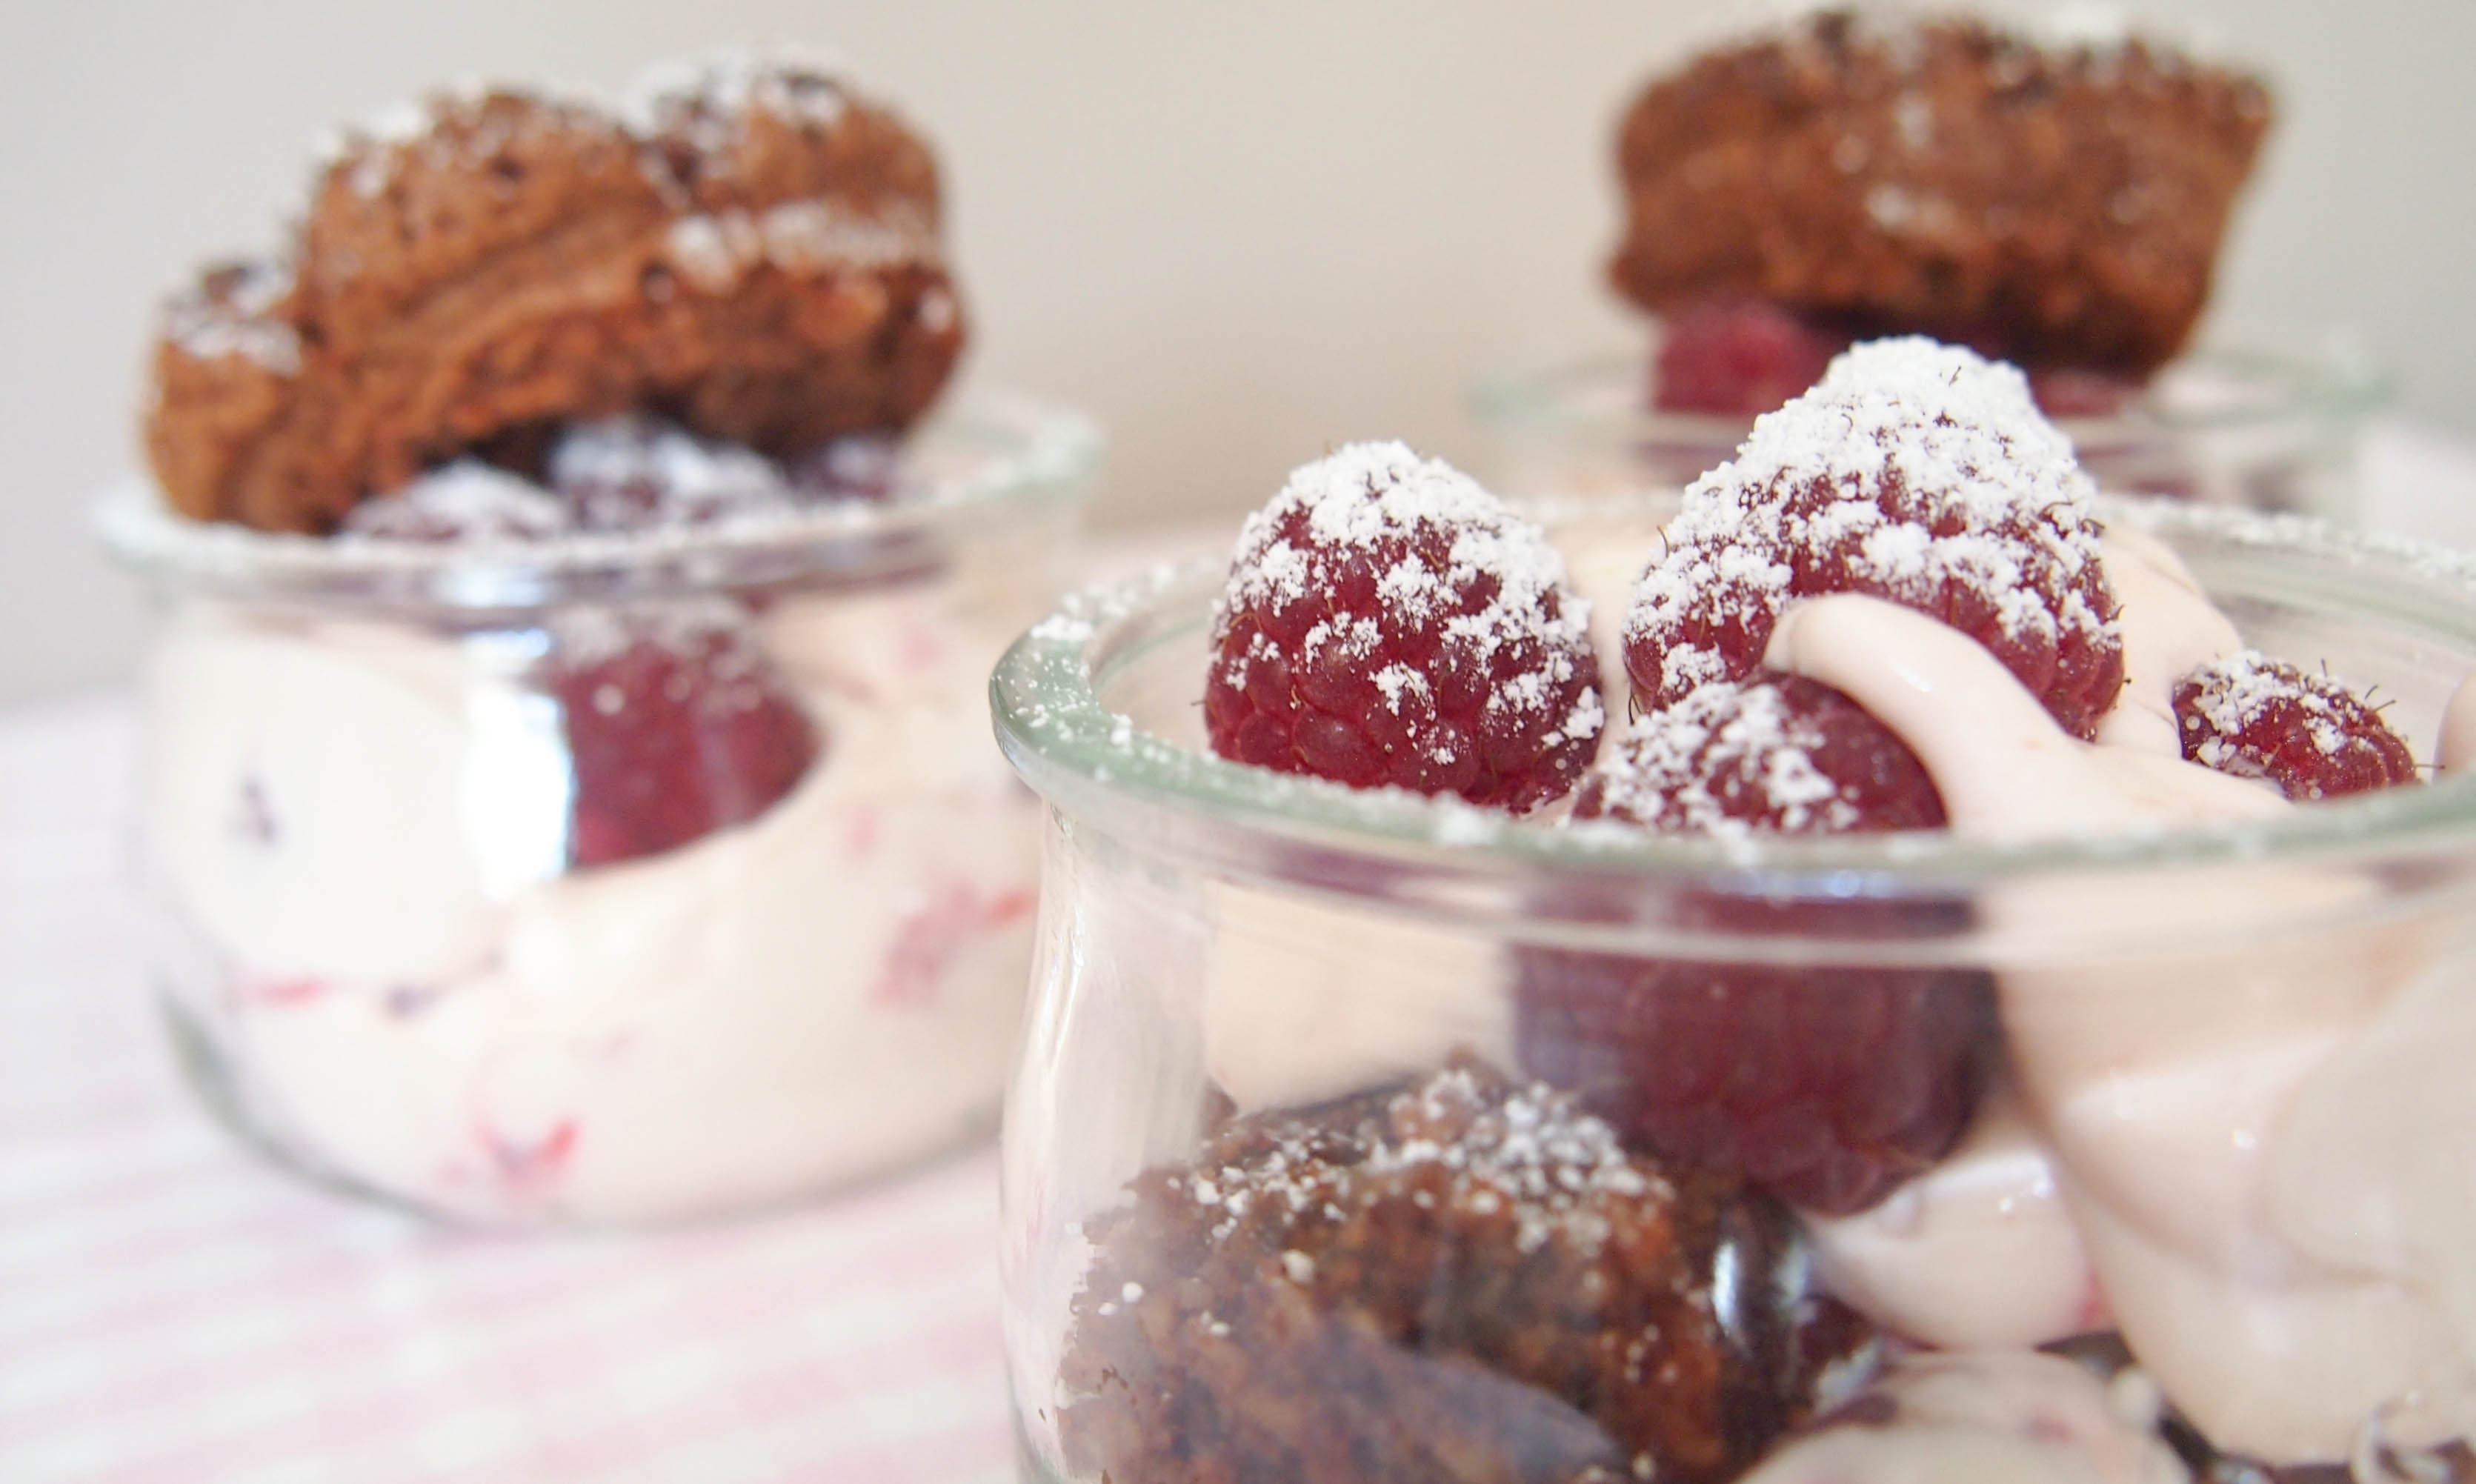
(146, 51, 965, 534)
(1608, 10, 2272, 380)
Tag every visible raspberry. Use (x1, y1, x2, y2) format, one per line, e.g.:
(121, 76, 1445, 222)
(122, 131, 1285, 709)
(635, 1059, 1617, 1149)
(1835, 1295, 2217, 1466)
(1575, 671, 1946, 836)
(548, 415, 794, 530)
(339, 417, 899, 545)
(1653, 301, 1849, 416)
(1525, 670, 1986, 1216)
(1202, 442, 1604, 812)
(1623, 338, 2124, 739)
(2173, 650, 2420, 801)
(1517, 919, 1992, 1217)
(545, 606, 819, 868)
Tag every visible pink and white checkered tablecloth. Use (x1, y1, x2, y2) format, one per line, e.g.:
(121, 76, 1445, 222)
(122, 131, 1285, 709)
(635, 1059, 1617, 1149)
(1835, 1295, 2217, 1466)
(6, 430, 2475, 1483)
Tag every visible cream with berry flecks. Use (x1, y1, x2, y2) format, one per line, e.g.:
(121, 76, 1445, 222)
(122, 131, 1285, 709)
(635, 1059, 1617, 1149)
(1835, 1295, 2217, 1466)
(1761, 588, 2476, 1460)
(144, 576, 1038, 1223)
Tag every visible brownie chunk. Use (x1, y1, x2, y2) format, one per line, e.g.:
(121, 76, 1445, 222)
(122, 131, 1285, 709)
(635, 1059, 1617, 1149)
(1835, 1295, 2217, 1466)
(1608, 12, 2272, 376)
(145, 56, 965, 533)
(1055, 1058, 1877, 1484)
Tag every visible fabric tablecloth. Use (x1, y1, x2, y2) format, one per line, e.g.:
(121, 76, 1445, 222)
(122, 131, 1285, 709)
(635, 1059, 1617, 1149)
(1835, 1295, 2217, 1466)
(7, 425, 2476, 1482)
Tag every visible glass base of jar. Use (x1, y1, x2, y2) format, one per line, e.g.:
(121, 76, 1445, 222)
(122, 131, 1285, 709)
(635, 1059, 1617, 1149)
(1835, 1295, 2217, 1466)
(157, 985, 1003, 1231)
(157, 984, 432, 1217)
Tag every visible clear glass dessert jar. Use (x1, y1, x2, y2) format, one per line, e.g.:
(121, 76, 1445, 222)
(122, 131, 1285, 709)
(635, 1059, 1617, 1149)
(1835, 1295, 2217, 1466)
(102, 393, 1097, 1226)
(1473, 330, 2386, 521)
(995, 497, 2476, 1481)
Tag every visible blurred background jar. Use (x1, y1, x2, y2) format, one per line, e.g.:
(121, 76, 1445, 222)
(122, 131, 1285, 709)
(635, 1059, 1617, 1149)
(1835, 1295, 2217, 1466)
(1474, 326, 2386, 519)
(102, 393, 1096, 1226)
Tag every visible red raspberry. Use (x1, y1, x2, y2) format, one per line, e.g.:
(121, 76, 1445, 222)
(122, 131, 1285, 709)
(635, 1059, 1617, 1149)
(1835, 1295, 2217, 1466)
(1517, 942, 1991, 1217)
(2173, 650, 2420, 801)
(545, 607, 820, 868)
(1522, 669, 1987, 1217)
(1623, 338, 2124, 739)
(1652, 301, 1849, 416)
(1574, 671, 1946, 835)
(1202, 442, 1605, 812)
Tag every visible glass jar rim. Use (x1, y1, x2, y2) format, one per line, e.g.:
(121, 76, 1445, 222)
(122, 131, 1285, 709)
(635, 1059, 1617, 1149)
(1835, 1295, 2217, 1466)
(96, 389, 1100, 614)
(991, 496, 2476, 892)
(1469, 328, 2389, 447)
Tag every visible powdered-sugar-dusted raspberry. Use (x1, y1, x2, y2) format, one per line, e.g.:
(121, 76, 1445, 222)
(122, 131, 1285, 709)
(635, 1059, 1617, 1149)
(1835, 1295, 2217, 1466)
(545, 605, 819, 868)
(339, 461, 573, 542)
(2174, 650, 2420, 800)
(1531, 671, 1984, 1216)
(548, 416, 796, 530)
(337, 417, 897, 545)
(1203, 442, 1605, 811)
(1576, 672, 1946, 837)
(1623, 338, 2124, 739)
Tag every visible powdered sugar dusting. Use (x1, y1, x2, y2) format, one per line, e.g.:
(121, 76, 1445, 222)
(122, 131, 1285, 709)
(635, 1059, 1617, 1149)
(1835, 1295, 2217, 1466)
(320, 85, 611, 204)
(164, 262, 301, 376)
(2173, 648, 2420, 800)
(338, 460, 570, 542)
(1623, 338, 2120, 732)
(1174, 1062, 1660, 1259)
(548, 415, 791, 529)
(2186, 651, 2330, 763)
(1586, 679, 1860, 839)
(662, 200, 939, 292)
(332, 414, 901, 546)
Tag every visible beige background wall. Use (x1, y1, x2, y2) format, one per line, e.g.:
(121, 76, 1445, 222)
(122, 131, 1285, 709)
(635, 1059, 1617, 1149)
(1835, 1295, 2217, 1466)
(6, 0, 2473, 702)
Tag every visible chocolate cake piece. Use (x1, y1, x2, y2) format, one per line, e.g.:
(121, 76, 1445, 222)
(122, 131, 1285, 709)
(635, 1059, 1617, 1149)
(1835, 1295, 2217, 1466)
(1054, 1057, 1877, 1484)
(145, 56, 965, 533)
(1608, 11, 2272, 377)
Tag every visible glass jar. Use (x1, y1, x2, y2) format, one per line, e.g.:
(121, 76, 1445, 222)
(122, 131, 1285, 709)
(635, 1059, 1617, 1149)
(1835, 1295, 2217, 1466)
(1473, 330, 2386, 521)
(101, 392, 1098, 1226)
(994, 495, 2476, 1481)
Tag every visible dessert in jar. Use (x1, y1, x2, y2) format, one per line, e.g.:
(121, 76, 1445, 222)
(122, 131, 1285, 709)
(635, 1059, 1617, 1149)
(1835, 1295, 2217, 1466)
(101, 53, 1099, 1225)
(1476, 9, 2380, 516)
(996, 339, 2476, 1481)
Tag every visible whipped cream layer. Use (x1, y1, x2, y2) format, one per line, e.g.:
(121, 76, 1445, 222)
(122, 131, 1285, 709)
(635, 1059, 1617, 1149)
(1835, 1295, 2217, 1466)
(1764, 576, 2476, 1461)
(144, 573, 1037, 1225)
